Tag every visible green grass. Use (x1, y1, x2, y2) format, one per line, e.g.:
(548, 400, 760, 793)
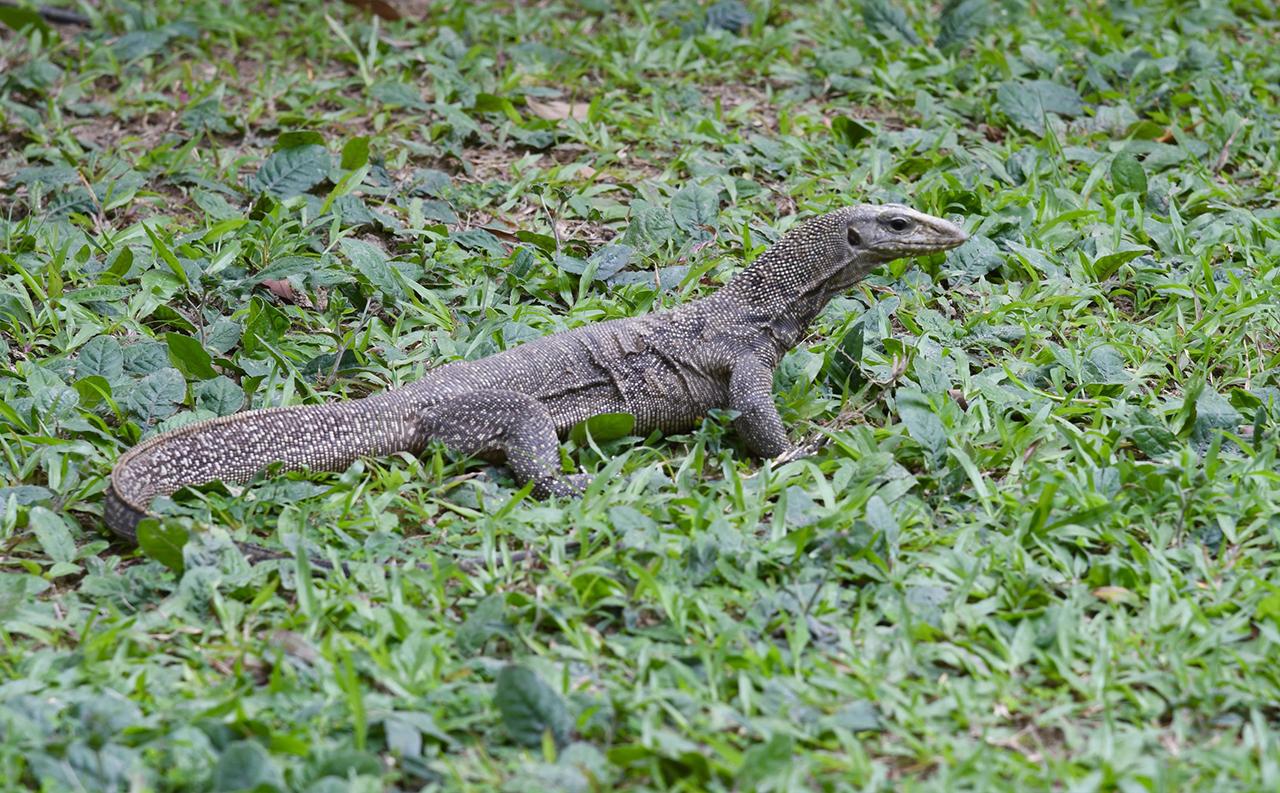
(2, 0, 1279, 789)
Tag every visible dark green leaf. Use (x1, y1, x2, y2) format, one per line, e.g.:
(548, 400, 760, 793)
(1129, 409, 1178, 458)
(242, 298, 290, 357)
(165, 333, 218, 380)
(494, 665, 571, 748)
(450, 229, 507, 258)
(136, 519, 188, 573)
(831, 116, 873, 148)
(0, 6, 52, 36)
(828, 700, 883, 732)
(1091, 247, 1148, 281)
(945, 235, 1003, 278)
(0, 485, 54, 507)
(1193, 389, 1242, 444)
(275, 130, 326, 150)
(862, 0, 920, 44)
(73, 375, 111, 408)
(936, 0, 991, 51)
(340, 136, 371, 170)
(457, 594, 510, 654)
(1081, 345, 1129, 385)
(706, 0, 753, 33)
(123, 341, 170, 376)
(827, 320, 865, 385)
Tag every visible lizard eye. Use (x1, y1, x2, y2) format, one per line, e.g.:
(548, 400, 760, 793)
(887, 216, 912, 233)
(847, 226, 862, 247)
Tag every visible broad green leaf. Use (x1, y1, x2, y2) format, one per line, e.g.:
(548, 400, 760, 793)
(827, 320, 865, 385)
(340, 136, 370, 170)
(569, 412, 636, 446)
(242, 298, 290, 356)
(205, 318, 243, 355)
(706, 0, 753, 33)
(587, 244, 634, 280)
(136, 519, 188, 573)
(195, 376, 246, 416)
(1081, 344, 1129, 385)
(896, 387, 947, 465)
(450, 229, 507, 258)
(1110, 153, 1148, 195)
(249, 144, 330, 199)
(936, 0, 991, 51)
(828, 700, 883, 733)
(1091, 247, 1148, 280)
(128, 367, 186, 422)
(494, 665, 571, 748)
(30, 507, 76, 564)
(340, 237, 403, 303)
(862, 0, 920, 44)
(1129, 409, 1178, 458)
(670, 185, 718, 232)
(165, 333, 218, 380)
(624, 206, 676, 253)
(831, 116, 873, 148)
(123, 341, 170, 376)
(997, 79, 1084, 135)
(0, 5, 52, 35)
(1193, 389, 1242, 444)
(456, 594, 510, 655)
(73, 375, 111, 408)
(737, 734, 794, 788)
(78, 335, 124, 381)
(275, 130, 325, 150)
(946, 234, 1003, 277)
(211, 740, 284, 792)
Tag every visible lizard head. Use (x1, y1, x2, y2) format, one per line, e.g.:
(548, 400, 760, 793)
(839, 203, 969, 265)
(720, 202, 969, 326)
(792, 203, 969, 297)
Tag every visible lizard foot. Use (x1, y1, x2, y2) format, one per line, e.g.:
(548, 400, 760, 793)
(772, 434, 829, 465)
(533, 473, 593, 499)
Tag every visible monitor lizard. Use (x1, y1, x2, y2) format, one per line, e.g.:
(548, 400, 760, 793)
(104, 203, 967, 556)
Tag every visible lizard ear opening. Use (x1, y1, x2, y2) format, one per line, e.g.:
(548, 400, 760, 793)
(847, 226, 862, 248)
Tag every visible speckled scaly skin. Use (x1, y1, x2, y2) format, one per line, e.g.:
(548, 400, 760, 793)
(104, 204, 967, 543)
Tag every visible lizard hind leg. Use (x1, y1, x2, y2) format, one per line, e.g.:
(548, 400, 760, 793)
(416, 390, 588, 498)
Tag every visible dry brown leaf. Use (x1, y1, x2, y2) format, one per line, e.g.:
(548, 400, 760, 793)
(1091, 586, 1133, 603)
(260, 278, 313, 309)
(525, 97, 589, 122)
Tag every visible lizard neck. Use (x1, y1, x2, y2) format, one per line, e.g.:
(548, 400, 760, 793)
(715, 237, 871, 358)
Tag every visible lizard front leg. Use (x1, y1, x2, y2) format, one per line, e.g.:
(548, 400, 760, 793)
(417, 390, 590, 497)
(726, 356, 791, 458)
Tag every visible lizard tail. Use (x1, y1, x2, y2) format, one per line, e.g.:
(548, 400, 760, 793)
(105, 397, 419, 543)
